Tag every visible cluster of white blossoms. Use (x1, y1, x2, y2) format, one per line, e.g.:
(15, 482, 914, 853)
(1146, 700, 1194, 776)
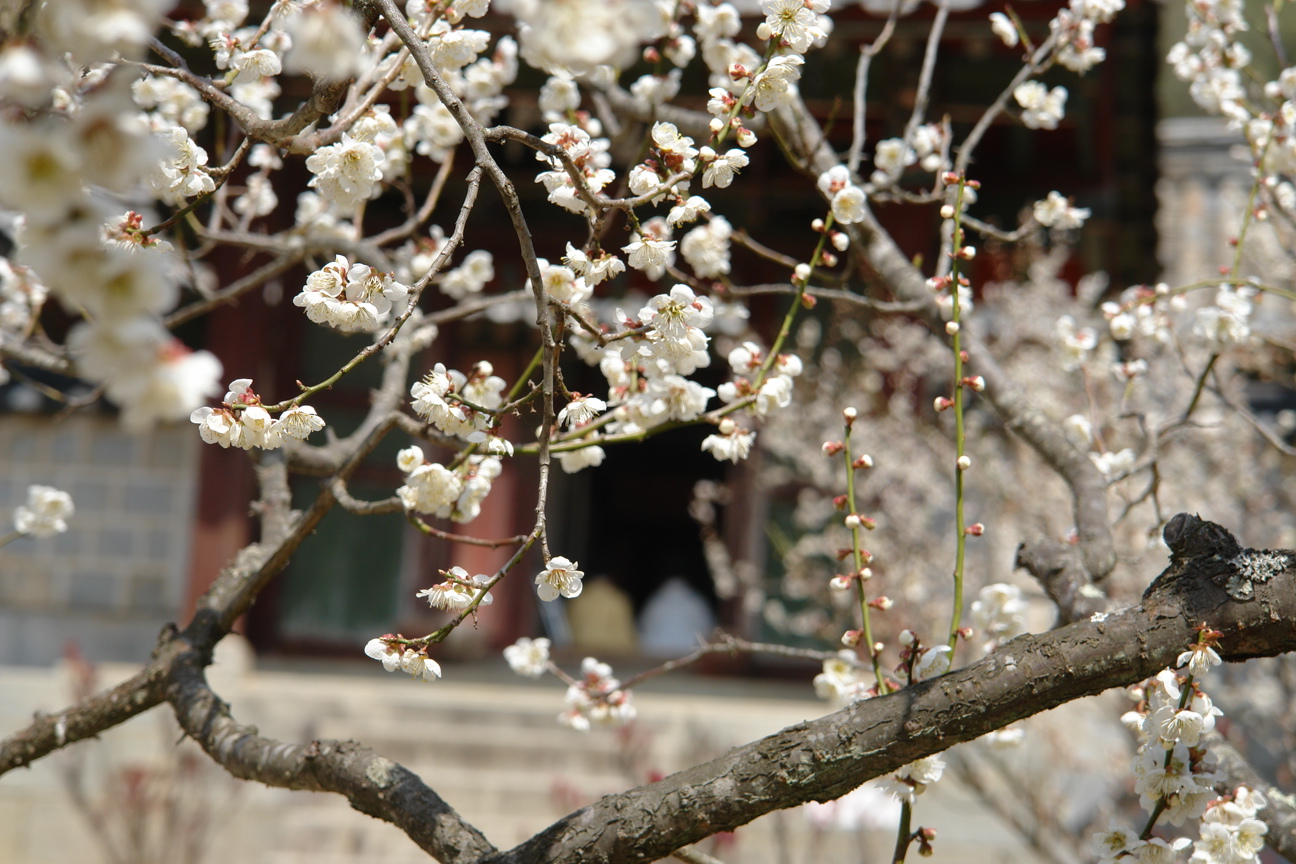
(409, 361, 507, 440)
(718, 342, 803, 419)
(813, 650, 875, 705)
(1034, 191, 1091, 230)
(364, 636, 442, 682)
(1052, 0, 1126, 73)
(190, 379, 325, 450)
(1096, 637, 1267, 864)
(537, 122, 618, 215)
(1054, 314, 1099, 371)
(416, 566, 494, 611)
(559, 657, 636, 732)
(11, 485, 74, 539)
(969, 583, 1028, 651)
(1062, 413, 1137, 478)
(1101, 284, 1179, 344)
(0, 3, 223, 430)
(1014, 81, 1069, 131)
(395, 445, 502, 523)
(817, 166, 868, 224)
(293, 255, 411, 333)
(1192, 284, 1254, 351)
(1165, 0, 1250, 123)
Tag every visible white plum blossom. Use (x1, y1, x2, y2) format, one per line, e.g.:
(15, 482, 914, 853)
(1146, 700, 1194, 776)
(558, 445, 607, 474)
(813, 651, 873, 704)
(970, 583, 1028, 649)
(623, 222, 676, 279)
(150, 126, 216, 204)
(504, 636, 551, 677)
(681, 216, 733, 279)
(747, 54, 804, 112)
(702, 418, 756, 463)
(512, 0, 664, 75)
(1014, 81, 1068, 130)
(1034, 191, 1090, 229)
(559, 656, 636, 731)
(536, 556, 585, 602)
(417, 566, 493, 611)
(558, 395, 608, 428)
(281, 1, 369, 81)
(305, 133, 385, 210)
(1194, 285, 1253, 349)
(880, 755, 945, 803)
(758, 0, 830, 54)
(700, 147, 749, 189)
(990, 11, 1018, 47)
(563, 244, 625, 286)
(817, 165, 867, 223)
(1054, 314, 1097, 370)
(440, 250, 494, 299)
(12, 485, 74, 538)
(364, 638, 442, 682)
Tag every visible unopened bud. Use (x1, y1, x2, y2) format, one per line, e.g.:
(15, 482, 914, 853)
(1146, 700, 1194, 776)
(793, 263, 811, 282)
(843, 406, 857, 424)
(841, 629, 862, 647)
(963, 375, 985, 392)
(801, 293, 817, 309)
(858, 567, 873, 580)
(853, 453, 874, 469)
(899, 629, 916, 646)
(831, 232, 849, 251)
(965, 522, 985, 536)
(934, 396, 953, 412)
(942, 171, 960, 185)
(945, 321, 960, 335)
(830, 574, 852, 591)
(822, 440, 844, 455)
(860, 515, 877, 530)
(872, 641, 885, 656)
(832, 494, 848, 510)
(835, 547, 853, 561)
(736, 126, 756, 147)
(845, 513, 862, 529)
(958, 245, 976, 260)
(940, 204, 955, 219)
(869, 596, 893, 610)
(718, 418, 736, 435)
(820, 251, 837, 267)
(709, 117, 724, 134)
(811, 218, 825, 232)
(957, 455, 971, 471)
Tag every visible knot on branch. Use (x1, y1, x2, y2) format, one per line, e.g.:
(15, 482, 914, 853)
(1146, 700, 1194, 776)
(1144, 513, 1293, 603)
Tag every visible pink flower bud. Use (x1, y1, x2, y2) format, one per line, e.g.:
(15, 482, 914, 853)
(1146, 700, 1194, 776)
(853, 454, 873, 469)
(841, 629, 862, 647)
(934, 396, 953, 412)
(822, 440, 845, 456)
(964, 522, 985, 536)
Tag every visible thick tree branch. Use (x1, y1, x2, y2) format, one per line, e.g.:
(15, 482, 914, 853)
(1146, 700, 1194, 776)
(488, 534, 1296, 864)
(164, 654, 496, 864)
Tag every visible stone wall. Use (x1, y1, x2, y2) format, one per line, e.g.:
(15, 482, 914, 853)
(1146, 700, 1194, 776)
(0, 413, 198, 665)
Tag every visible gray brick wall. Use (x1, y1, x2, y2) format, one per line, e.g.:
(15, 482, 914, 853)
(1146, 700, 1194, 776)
(0, 414, 199, 665)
